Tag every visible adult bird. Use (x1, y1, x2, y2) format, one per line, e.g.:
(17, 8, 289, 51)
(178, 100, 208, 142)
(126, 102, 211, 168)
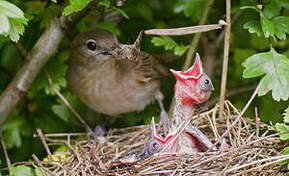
(66, 29, 170, 133)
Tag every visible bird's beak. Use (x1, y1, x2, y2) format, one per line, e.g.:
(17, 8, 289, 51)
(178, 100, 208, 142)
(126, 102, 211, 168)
(133, 30, 143, 51)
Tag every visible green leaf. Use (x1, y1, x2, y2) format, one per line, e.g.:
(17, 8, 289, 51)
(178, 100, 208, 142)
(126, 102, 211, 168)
(263, 1, 282, 19)
(10, 165, 34, 176)
(272, 16, 289, 40)
(174, 0, 206, 22)
(275, 123, 289, 140)
(52, 104, 70, 122)
(152, 36, 177, 50)
(0, 0, 24, 18)
(244, 20, 263, 37)
(62, 0, 92, 16)
(242, 48, 289, 101)
(152, 36, 188, 56)
(283, 146, 289, 155)
(280, 1, 289, 9)
(35, 167, 45, 176)
(29, 59, 67, 97)
(0, 1, 28, 42)
(98, 0, 111, 8)
(8, 18, 28, 42)
(260, 11, 275, 38)
(1, 114, 26, 148)
(112, 7, 129, 19)
(95, 21, 120, 36)
(283, 107, 289, 123)
(0, 14, 9, 34)
(174, 45, 189, 56)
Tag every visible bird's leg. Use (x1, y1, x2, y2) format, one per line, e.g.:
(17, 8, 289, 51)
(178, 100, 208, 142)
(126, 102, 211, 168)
(155, 91, 170, 135)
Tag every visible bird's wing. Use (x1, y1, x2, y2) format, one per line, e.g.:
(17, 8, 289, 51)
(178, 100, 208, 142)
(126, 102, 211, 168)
(133, 52, 169, 82)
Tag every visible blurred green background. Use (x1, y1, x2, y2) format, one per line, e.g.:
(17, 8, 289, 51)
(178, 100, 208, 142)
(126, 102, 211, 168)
(0, 0, 288, 168)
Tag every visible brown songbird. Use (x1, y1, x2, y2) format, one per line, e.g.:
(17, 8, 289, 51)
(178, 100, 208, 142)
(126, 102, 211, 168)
(66, 29, 170, 133)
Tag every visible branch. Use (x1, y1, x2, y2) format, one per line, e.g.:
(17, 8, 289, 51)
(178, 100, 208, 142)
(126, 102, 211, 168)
(0, 4, 94, 126)
(0, 133, 11, 172)
(218, 0, 231, 118)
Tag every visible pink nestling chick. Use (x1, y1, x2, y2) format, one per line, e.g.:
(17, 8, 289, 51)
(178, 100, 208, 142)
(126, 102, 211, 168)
(170, 53, 214, 120)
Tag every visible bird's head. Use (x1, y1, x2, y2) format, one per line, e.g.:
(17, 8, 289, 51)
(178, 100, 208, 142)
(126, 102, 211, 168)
(70, 29, 120, 65)
(70, 29, 142, 66)
(170, 53, 214, 106)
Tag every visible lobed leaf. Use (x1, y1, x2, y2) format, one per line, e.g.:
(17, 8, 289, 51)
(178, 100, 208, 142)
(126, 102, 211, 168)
(151, 36, 189, 56)
(263, 1, 282, 19)
(243, 48, 289, 101)
(260, 11, 275, 38)
(63, 0, 92, 16)
(0, 0, 24, 18)
(275, 123, 289, 140)
(244, 20, 263, 37)
(272, 16, 289, 40)
(174, 0, 206, 22)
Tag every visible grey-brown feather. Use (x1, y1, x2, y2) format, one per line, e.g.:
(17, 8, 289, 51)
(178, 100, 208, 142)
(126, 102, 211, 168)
(66, 29, 168, 116)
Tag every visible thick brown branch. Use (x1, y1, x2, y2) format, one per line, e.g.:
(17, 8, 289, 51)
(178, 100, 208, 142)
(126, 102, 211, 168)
(0, 5, 93, 126)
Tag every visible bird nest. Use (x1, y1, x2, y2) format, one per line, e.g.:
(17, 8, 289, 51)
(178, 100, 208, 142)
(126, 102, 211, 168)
(31, 100, 288, 175)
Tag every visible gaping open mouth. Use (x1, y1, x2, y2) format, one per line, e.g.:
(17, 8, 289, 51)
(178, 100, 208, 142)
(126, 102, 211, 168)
(151, 117, 215, 154)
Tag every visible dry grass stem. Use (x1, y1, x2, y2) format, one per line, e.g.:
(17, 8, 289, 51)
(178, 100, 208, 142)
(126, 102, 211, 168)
(5, 100, 285, 175)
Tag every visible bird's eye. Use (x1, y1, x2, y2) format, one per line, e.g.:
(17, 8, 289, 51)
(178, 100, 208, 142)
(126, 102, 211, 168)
(204, 79, 210, 85)
(87, 40, 97, 51)
(152, 142, 158, 150)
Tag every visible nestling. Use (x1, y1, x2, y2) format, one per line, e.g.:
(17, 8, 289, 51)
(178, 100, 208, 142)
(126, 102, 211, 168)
(108, 54, 217, 167)
(147, 53, 215, 154)
(66, 29, 170, 133)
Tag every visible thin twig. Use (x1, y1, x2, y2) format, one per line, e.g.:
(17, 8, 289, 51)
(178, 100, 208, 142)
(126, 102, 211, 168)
(36, 129, 54, 161)
(45, 71, 93, 134)
(255, 107, 260, 138)
(0, 133, 12, 174)
(215, 85, 259, 146)
(219, 0, 231, 118)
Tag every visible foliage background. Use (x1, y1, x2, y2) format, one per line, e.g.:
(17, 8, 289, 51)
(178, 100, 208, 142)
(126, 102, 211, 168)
(0, 0, 288, 173)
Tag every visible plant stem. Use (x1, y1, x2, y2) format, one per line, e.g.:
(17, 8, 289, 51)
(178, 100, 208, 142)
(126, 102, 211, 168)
(0, 133, 11, 174)
(219, 0, 231, 118)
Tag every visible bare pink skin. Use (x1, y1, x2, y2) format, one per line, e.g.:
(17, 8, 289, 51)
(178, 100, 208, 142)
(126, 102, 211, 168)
(108, 54, 215, 168)
(150, 53, 215, 154)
